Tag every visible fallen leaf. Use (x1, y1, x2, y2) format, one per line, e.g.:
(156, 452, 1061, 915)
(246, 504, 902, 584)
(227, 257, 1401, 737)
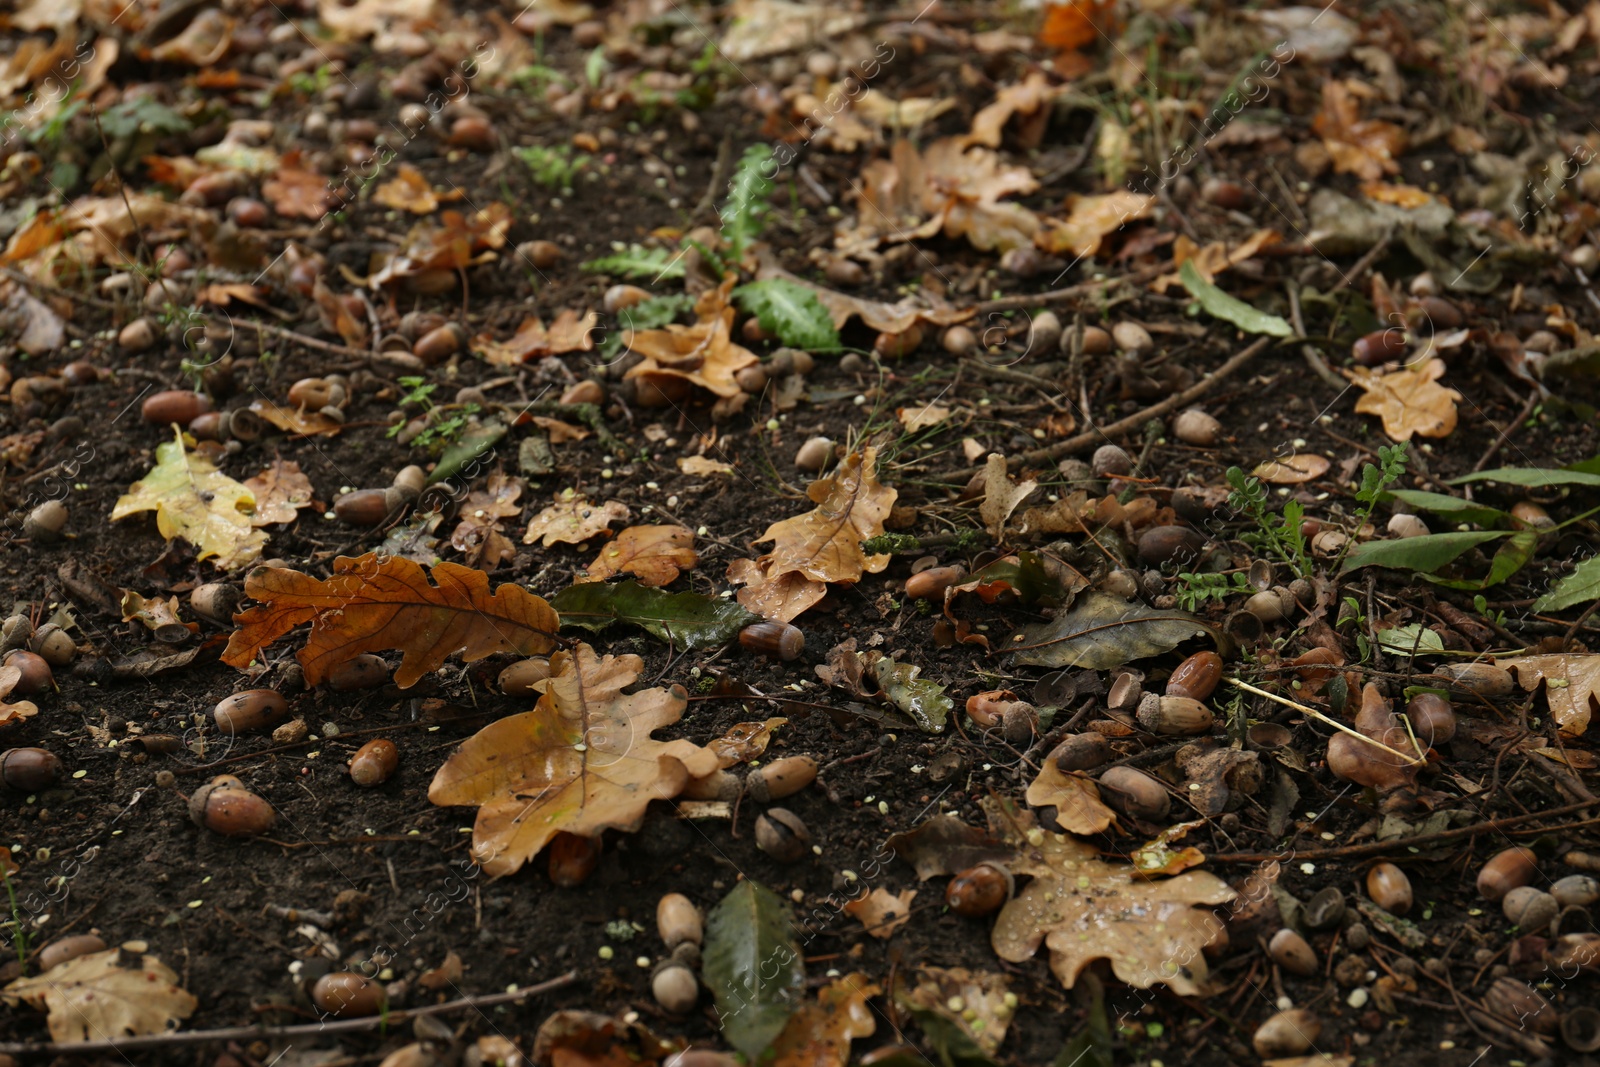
(980, 453, 1037, 541)
(316, 0, 441, 41)
(900, 968, 1013, 1055)
(450, 472, 523, 570)
(1128, 820, 1210, 878)
(249, 399, 342, 437)
(475, 310, 598, 364)
(852, 91, 957, 132)
(1178, 261, 1293, 337)
(580, 525, 696, 587)
(625, 283, 758, 400)
(195, 283, 271, 308)
(1348, 358, 1461, 440)
(1024, 761, 1117, 835)
(679, 456, 733, 476)
(816, 644, 950, 733)
(416, 951, 463, 992)
(1039, 0, 1116, 52)
(1252, 454, 1331, 484)
(1, 284, 64, 354)
(756, 448, 898, 584)
(2, 949, 197, 1043)
(898, 403, 952, 432)
(1499, 654, 1598, 736)
(768, 974, 879, 1067)
(1312, 79, 1406, 180)
(243, 461, 314, 526)
(852, 138, 1040, 253)
(429, 643, 717, 876)
(373, 163, 460, 214)
(703, 879, 807, 1056)
(120, 590, 198, 637)
(530, 417, 590, 443)
(986, 798, 1234, 993)
(1010, 591, 1231, 669)
(756, 258, 971, 335)
(367, 205, 514, 288)
(263, 153, 337, 219)
(887, 814, 1013, 881)
(150, 8, 233, 65)
(842, 889, 917, 940)
(718, 0, 867, 62)
(312, 276, 369, 347)
(1151, 229, 1279, 291)
(1361, 181, 1435, 209)
(550, 580, 757, 647)
(381, 510, 445, 567)
(0, 664, 40, 728)
(523, 492, 630, 547)
(222, 552, 559, 687)
(964, 71, 1058, 149)
(110, 428, 268, 571)
(707, 718, 787, 768)
(728, 557, 829, 623)
(1035, 191, 1155, 258)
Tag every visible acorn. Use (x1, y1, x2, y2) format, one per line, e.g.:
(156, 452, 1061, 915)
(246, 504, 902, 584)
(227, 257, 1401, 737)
(1510, 501, 1555, 531)
(755, 808, 811, 863)
(190, 583, 241, 624)
(1098, 766, 1169, 820)
(1302, 887, 1345, 931)
(1564, 1007, 1600, 1053)
(1167, 651, 1223, 701)
(449, 116, 496, 151)
(657, 893, 704, 949)
(1244, 587, 1294, 623)
(681, 768, 740, 801)
(413, 324, 465, 365)
(1478, 847, 1538, 902)
(1552, 875, 1600, 907)
(213, 689, 289, 734)
(1432, 662, 1514, 699)
(732, 621, 804, 662)
(1136, 693, 1214, 736)
(23, 501, 68, 543)
(1137, 525, 1203, 566)
(520, 240, 563, 269)
(1352, 328, 1407, 366)
(1, 748, 62, 792)
(904, 565, 965, 601)
(227, 197, 269, 228)
(1483, 977, 1558, 1035)
(651, 960, 699, 1013)
(499, 658, 551, 696)
(1112, 321, 1153, 354)
(312, 972, 386, 1018)
(188, 775, 276, 836)
(333, 488, 401, 526)
(874, 324, 924, 358)
(1366, 862, 1413, 914)
(547, 832, 601, 887)
(1268, 929, 1318, 976)
(349, 739, 399, 787)
(4, 651, 52, 695)
(946, 864, 1012, 917)
(141, 390, 212, 427)
(28, 625, 75, 667)
(1077, 325, 1113, 355)
(328, 654, 389, 691)
(1028, 311, 1063, 354)
(966, 692, 1038, 743)
(941, 325, 976, 355)
(1326, 732, 1414, 792)
(118, 317, 157, 352)
(560, 380, 605, 406)
(1253, 1009, 1320, 1057)
(1200, 178, 1251, 210)
(1387, 513, 1429, 538)
(36, 935, 107, 971)
(1172, 409, 1221, 447)
(1503, 886, 1559, 931)
(747, 756, 817, 802)
(1051, 734, 1111, 772)
(1405, 693, 1455, 746)
(287, 377, 346, 411)
(794, 436, 833, 473)
(391, 466, 427, 503)
(1091, 444, 1132, 478)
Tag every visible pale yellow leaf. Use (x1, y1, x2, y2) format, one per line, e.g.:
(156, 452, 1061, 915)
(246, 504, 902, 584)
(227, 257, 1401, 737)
(3, 949, 196, 1043)
(110, 428, 267, 570)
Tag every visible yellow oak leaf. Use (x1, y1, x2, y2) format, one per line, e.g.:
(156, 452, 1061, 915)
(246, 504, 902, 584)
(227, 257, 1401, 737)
(110, 428, 267, 570)
(523, 492, 630, 547)
(3, 949, 197, 1043)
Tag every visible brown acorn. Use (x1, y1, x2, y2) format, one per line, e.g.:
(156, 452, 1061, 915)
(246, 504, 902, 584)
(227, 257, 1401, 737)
(966, 691, 1038, 744)
(498, 658, 551, 696)
(874, 324, 924, 358)
(1405, 693, 1455, 746)
(946, 864, 1012, 917)
(189, 583, 241, 624)
(36, 935, 107, 971)
(548, 831, 602, 887)
(4, 650, 53, 695)
(1483, 976, 1558, 1035)
(349, 739, 399, 787)
(1136, 525, 1204, 566)
(333, 488, 399, 526)
(747, 756, 818, 802)
(311, 972, 386, 1018)
(755, 808, 811, 863)
(1478, 846, 1538, 902)
(1098, 766, 1169, 820)
(327, 654, 389, 691)
(1430, 662, 1514, 699)
(738, 622, 804, 661)
(1268, 929, 1318, 976)
(214, 689, 289, 734)
(141, 390, 213, 427)
(1352, 328, 1407, 366)
(412, 323, 466, 365)
(23, 501, 68, 542)
(904, 565, 966, 601)
(189, 775, 276, 836)
(28, 625, 75, 667)
(1, 748, 62, 791)
(1136, 693, 1214, 736)
(287, 377, 345, 410)
(1166, 651, 1223, 701)
(1051, 734, 1111, 772)
(1366, 862, 1413, 914)
(561, 380, 605, 406)
(657, 892, 704, 949)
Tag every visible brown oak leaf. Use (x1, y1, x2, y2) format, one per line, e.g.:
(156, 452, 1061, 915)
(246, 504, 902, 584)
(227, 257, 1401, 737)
(755, 447, 897, 584)
(523, 492, 630, 547)
(475, 310, 598, 364)
(579, 524, 696, 587)
(2, 949, 197, 1043)
(243, 460, 314, 526)
(728, 557, 829, 623)
(1500, 653, 1598, 736)
(1023, 761, 1117, 835)
(842, 888, 917, 940)
(767, 974, 880, 1067)
(450, 472, 523, 570)
(1348, 358, 1460, 440)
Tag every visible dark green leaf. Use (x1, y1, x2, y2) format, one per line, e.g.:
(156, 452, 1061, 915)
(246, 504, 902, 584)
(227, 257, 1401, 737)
(703, 880, 803, 1060)
(1534, 555, 1600, 612)
(874, 656, 949, 733)
(548, 581, 757, 647)
(1423, 530, 1539, 590)
(1384, 489, 1507, 529)
(1448, 467, 1600, 489)
(1339, 530, 1507, 576)
(732, 279, 840, 351)
(1009, 591, 1232, 669)
(429, 420, 506, 485)
(1179, 261, 1293, 337)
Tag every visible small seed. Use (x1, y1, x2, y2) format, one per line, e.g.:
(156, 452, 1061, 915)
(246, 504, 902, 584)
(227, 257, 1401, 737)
(118, 318, 157, 352)
(1366, 862, 1413, 914)
(1268, 928, 1318, 976)
(22, 500, 68, 542)
(1478, 847, 1539, 902)
(287, 377, 343, 410)
(824, 258, 865, 287)
(391, 465, 426, 501)
(327, 654, 389, 691)
(214, 689, 289, 735)
(499, 658, 551, 696)
(794, 436, 834, 472)
(141, 390, 212, 427)
(227, 197, 270, 227)
(755, 808, 811, 863)
(738, 621, 804, 661)
(1253, 1009, 1320, 1057)
(2, 748, 62, 791)
(1172, 409, 1221, 447)
(1244, 587, 1294, 623)
(1552, 874, 1600, 908)
(946, 864, 1011, 917)
(311, 972, 386, 1018)
(735, 365, 768, 393)
(1091, 444, 1132, 477)
(657, 893, 704, 949)
(651, 961, 699, 1013)
(747, 755, 817, 802)
(1028, 311, 1062, 354)
(349, 739, 399, 787)
(1432, 662, 1515, 699)
(1510, 500, 1555, 531)
(548, 831, 602, 887)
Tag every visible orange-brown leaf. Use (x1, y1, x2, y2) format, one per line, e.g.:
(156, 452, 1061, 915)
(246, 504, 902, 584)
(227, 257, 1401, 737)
(450, 472, 523, 570)
(221, 552, 558, 687)
(1348, 358, 1461, 440)
(1035, 191, 1154, 258)
(250, 399, 342, 437)
(1024, 761, 1117, 834)
(842, 889, 917, 940)
(1038, 0, 1115, 52)
(768, 974, 880, 1067)
(264, 155, 337, 219)
(475, 310, 598, 364)
(756, 448, 898, 584)
(523, 493, 630, 547)
(1312, 80, 1406, 180)
(728, 557, 828, 623)
(580, 524, 697, 587)
(243, 460, 314, 526)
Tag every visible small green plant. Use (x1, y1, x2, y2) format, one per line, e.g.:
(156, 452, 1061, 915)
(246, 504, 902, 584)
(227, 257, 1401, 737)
(1336, 595, 1372, 662)
(1331, 442, 1409, 572)
(388, 377, 475, 449)
(1173, 571, 1249, 611)
(1474, 593, 1507, 627)
(1225, 467, 1310, 578)
(719, 144, 774, 263)
(2, 863, 27, 974)
(516, 144, 589, 191)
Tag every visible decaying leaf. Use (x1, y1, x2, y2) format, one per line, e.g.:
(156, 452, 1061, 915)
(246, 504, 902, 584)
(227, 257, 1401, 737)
(1035, 191, 1154, 258)
(842, 889, 917, 940)
(249, 399, 342, 437)
(0, 664, 40, 728)
(120, 590, 198, 638)
(1313, 79, 1406, 180)
(768, 974, 879, 1067)
(679, 456, 733, 476)
(550, 580, 757, 648)
(110, 428, 268, 571)
(2, 949, 197, 1043)
(728, 557, 829, 623)
(898, 403, 952, 432)
(1500, 654, 1598, 736)
(222, 552, 558, 687)
(1010, 591, 1231, 670)
(756, 448, 897, 584)
(243, 461, 314, 526)
(1024, 761, 1117, 835)
(702, 879, 806, 1058)
(475, 310, 598, 364)
(964, 71, 1058, 149)
(815, 640, 950, 733)
(373, 163, 461, 214)
(523, 491, 630, 547)
(263, 153, 338, 219)
(901, 968, 1014, 1055)
(851, 138, 1040, 253)
(580, 525, 696, 587)
(1253, 454, 1331, 485)
(624, 283, 758, 402)
(887, 814, 1013, 881)
(707, 717, 787, 768)
(450, 472, 523, 570)
(429, 643, 718, 876)
(756, 259, 971, 335)
(980, 453, 1037, 541)
(1348, 358, 1461, 440)
(718, 0, 867, 62)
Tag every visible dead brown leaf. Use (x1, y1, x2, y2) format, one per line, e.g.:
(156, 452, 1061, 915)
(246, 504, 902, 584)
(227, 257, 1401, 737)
(523, 492, 630, 547)
(756, 448, 897, 585)
(679, 456, 733, 476)
(1151, 229, 1279, 292)
(964, 71, 1058, 149)
(451, 472, 523, 570)
(767, 974, 880, 1067)
(1023, 761, 1117, 835)
(852, 138, 1040, 253)
(898, 403, 952, 432)
(475, 310, 598, 364)
(250, 399, 342, 437)
(1348, 358, 1461, 440)
(243, 460, 314, 526)
(728, 557, 829, 623)
(900, 968, 1014, 1055)
(980, 454, 1037, 541)
(1312, 79, 1406, 180)
(264, 153, 337, 219)
(624, 283, 757, 400)
(1500, 654, 1598, 736)
(580, 525, 696, 587)
(2, 949, 197, 1043)
(707, 717, 786, 768)
(373, 163, 461, 214)
(1035, 191, 1154, 258)
(842, 888, 917, 939)
(1252, 454, 1332, 484)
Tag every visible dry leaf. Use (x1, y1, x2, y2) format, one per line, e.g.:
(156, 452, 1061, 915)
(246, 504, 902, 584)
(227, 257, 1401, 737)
(1348, 358, 1461, 440)
(451, 472, 523, 570)
(756, 448, 898, 584)
(719, 0, 867, 62)
(852, 138, 1040, 253)
(523, 492, 630, 547)
(475, 310, 598, 364)
(428, 643, 719, 876)
(316, 0, 440, 41)
(901, 968, 1013, 1054)
(987, 799, 1234, 993)
(244, 460, 314, 526)
(1361, 181, 1435, 209)
(2, 949, 197, 1043)
(965, 71, 1058, 149)
(150, 9, 232, 65)
(897, 403, 952, 432)
(852, 91, 957, 133)
(980, 453, 1037, 541)
(728, 557, 829, 623)
(625, 283, 757, 400)
(1252, 454, 1331, 484)
(1039, 0, 1116, 52)
(110, 428, 268, 570)
(373, 163, 460, 214)
(530, 417, 589, 443)
(842, 888, 917, 939)
(1024, 761, 1117, 835)
(707, 717, 786, 768)
(758, 260, 971, 334)
(120, 591, 198, 637)
(1500, 654, 1598, 736)
(195, 283, 271, 308)
(0, 664, 40, 728)
(1035, 191, 1155, 258)
(222, 552, 558, 687)
(1151, 229, 1279, 292)
(311, 277, 369, 347)
(263, 153, 337, 219)
(249, 399, 342, 437)
(1312, 80, 1406, 180)
(767, 974, 879, 1067)
(580, 525, 696, 587)
(368, 204, 514, 288)
(679, 456, 733, 476)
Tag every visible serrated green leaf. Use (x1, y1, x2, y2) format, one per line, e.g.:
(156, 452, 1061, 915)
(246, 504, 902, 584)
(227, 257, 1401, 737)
(874, 655, 949, 733)
(1009, 591, 1234, 669)
(1534, 556, 1600, 612)
(616, 293, 693, 332)
(580, 244, 686, 280)
(720, 144, 774, 261)
(1179, 261, 1294, 337)
(703, 880, 803, 1060)
(1448, 466, 1600, 488)
(1384, 489, 1508, 529)
(1339, 529, 1507, 575)
(548, 580, 757, 647)
(732, 279, 840, 351)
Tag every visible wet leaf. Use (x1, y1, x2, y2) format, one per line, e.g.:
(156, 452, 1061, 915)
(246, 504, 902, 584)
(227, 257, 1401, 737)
(1252, 454, 1330, 484)
(550, 580, 757, 648)
(579, 525, 696, 587)
(1348, 358, 1461, 440)
(243, 460, 314, 526)
(1178, 261, 1293, 337)
(1499, 654, 1598, 736)
(429, 643, 717, 876)
(901, 968, 1013, 1056)
(1535, 556, 1600, 612)
(2, 949, 197, 1042)
(1339, 529, 1506, 576)
(222, 552, 558, 687)
(873, 655, 950, 733)
(703, 879, 805, 1058)
(0, 664, 40, 728)
(1024, 762, 1116, 835)
(756, 448, 898, 584)
(1129, 820, 1209, 878)
(843, 889, 917, 940)
(450, 472, 523, 570)
(1448, 466, 1600, 489)
(1010, 591, 1231, 670)
(728, 557, 829, 623)
(887, 815, 1012, 881)
(1035, 191, 1154, 258)
(380, 510, 444, 567)
(111, 428, 268, 571)
(120, 590, 198, 637)
(523, 492, 630, 547)
(769, 973, 879, 1067)
(708, 718, 786, 768)
(249, 398, 342, 437)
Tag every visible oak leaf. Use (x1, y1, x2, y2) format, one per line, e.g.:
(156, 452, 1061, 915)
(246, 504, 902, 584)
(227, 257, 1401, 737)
(1024, 761, 1117, 835)
(767, 974, 880, 1067)
(756, 259, 971, 335)
(221, 552, 558, 687)
(249, 398, 342, 437)
(373, 163, 461, 214)
(1313, 79, 1406, 180)
(428, 643, 719, 876)
(0, 664, 40, 728)
(707, 717, 787, 768)
(579, 525, 696, 587)
(1348, 358, 1460, 440)
(842, 888, 917, 940)
(728, 557, 829, 623)
(964, 71, 1058, 149)
(475, 310, 598, 364)
(1151, 229, 1279, 292)
(111, 428, 268, 571)
(852, 138, 1039, 253)
(523, 492, 630, 547)
(450, 471, 523, 570)
(1253, 454, 1331, 484)
(625, 283, 758, 400)
(243, 460, 314, 526)
(2, 949, 197, 1043)
(900, 968, 1014, 1055)
(755, 448, 897, 584)
(1035, 191, 1154, 258)
(679, 456, 733, 476)
(1500, 654, 1598, 736)
(263, 153, 337, 219)
(120, 591, 198, 638)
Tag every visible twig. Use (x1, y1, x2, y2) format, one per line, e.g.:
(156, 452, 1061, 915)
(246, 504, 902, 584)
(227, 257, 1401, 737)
(1227, 678, 1424, 765)
(1471, 389, 1541, 473)
(0, 972, 579, 1056)
(931, 336, 1272, 483)
(1563, 598, 1600, 653)
(1285, 282, 1346, 390)
(973, 263, 1168, 314)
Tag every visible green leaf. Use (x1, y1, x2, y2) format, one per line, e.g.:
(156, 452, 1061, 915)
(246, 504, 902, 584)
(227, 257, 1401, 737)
(1384, 489, 1508, 529)
(720, 144, 774, 261)
(429, 420, 506, 485)
(548, 581, 758, 648)
(1179, 261, 1294, 337)
(1448, 467, 1600, 489)
(1423, 530, 1539, 591)
(1052, 976, 1113, 1067)
(732, 279, 840, 351)
(1377, 624, 1446, 657)
(874, 656, 950, 733)
(616, 294, 693, 332)
(1534, 555, 1600, 612)
(1339, 530, 1507, 575)
(580, 244, 686, 280)
(703, 880, 804, 1060)
(1009, 591, 1233, 670)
